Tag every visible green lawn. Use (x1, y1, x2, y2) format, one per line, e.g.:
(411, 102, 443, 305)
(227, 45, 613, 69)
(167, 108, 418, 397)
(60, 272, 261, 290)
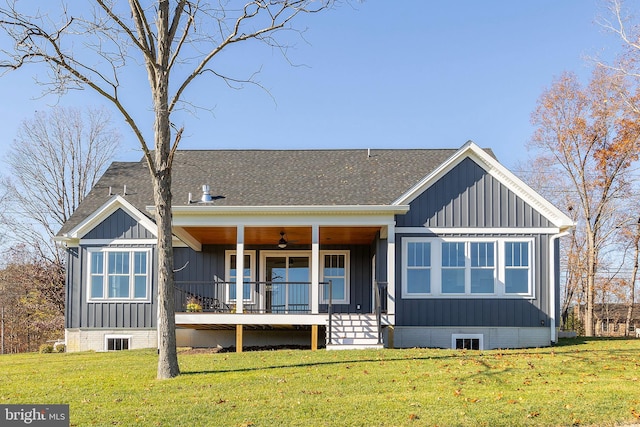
(1, 338, 640, 426)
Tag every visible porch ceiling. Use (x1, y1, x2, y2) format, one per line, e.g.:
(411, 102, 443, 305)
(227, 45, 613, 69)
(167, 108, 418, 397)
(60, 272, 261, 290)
(178, 226, 380, 245)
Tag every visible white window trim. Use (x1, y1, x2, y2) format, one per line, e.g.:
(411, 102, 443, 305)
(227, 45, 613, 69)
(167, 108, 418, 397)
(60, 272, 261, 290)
(225, 250, 256, 304)
(320, 250, 350, 304)
(452, 334, 484, 350)
(86, 247, 152, 302)
(401, 237, 535, 299)
(104, 334, 132, 351)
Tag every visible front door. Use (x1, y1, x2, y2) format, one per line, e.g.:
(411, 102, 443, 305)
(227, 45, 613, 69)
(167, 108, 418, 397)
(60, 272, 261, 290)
(263, 252, 310, 313)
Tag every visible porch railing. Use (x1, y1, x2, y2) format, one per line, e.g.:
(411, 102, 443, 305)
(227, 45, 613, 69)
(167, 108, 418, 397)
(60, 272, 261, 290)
(374, 281, 388, 345)
(175, 281, 328, 314)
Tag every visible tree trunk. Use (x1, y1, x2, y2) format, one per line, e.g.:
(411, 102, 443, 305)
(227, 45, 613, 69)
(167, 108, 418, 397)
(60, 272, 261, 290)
(626, 229, 639, 337)
(153, 0, 179, 380)
(153, 169, 179, 379)
(585, 230, 596, 336)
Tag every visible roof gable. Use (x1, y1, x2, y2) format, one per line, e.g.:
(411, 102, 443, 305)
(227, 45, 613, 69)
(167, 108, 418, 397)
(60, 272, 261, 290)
(57, 195, 157, 242)
(393, 141, 574, 231)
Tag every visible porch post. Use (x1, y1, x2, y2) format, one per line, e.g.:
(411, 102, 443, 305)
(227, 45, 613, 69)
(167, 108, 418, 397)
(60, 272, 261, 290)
(386, 223, 396, 316)
(236, 225, 244, 314)
(311, 224, 320, 314)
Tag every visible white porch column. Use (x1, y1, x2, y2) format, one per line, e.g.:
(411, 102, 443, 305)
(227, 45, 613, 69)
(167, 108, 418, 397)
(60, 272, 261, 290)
(386, 223, 396, 316)
(235, 225, 244, 314)
(311, 224, 320, 314)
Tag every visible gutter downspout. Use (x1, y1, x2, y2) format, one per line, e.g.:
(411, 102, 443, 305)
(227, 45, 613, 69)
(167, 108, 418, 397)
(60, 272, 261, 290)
(550, 231, 570, 344)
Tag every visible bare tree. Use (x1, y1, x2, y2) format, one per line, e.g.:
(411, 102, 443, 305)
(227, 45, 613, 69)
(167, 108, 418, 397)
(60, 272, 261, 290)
(2, 106, 119, 263)
(529, 69, 640, 336)
(0, 0, 333, 378)
(0, 246, 64, 353)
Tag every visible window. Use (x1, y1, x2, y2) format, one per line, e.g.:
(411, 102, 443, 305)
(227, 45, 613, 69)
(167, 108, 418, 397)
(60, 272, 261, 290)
(225, 251, 256, 303)
(441, 242, 465, 294)
(406, 242, 431, 295)
(321, 251, 350, 304)
(88, 248, 151, 301)
(402, 238, 533, 298)
(505, 242, 530, 294)
(470, 242, 495, 294)
(452, 334, 483, 350)
(105, 336, 130, 351)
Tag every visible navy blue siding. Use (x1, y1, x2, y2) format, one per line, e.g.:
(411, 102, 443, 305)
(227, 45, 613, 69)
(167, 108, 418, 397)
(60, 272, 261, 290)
(397, 158, 551, 228)
(83, 208, 155, 239)
(66, 244, 156, 329)
(393, 156, 557, 328)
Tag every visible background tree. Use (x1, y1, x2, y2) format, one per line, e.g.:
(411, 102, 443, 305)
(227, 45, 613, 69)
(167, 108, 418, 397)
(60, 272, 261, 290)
(0, 246, 64, 354)
(529, 69, 640, 336)
(1, 106, 120, 264)
(0, 0, 333, 378)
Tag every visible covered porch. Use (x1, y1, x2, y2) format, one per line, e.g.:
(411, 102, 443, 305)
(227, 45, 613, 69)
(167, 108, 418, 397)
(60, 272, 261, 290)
(166, 204, 405, 350)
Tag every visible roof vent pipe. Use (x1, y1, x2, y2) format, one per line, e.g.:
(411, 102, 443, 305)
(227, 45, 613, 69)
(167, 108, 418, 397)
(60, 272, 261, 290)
(201, 184, 213, 202)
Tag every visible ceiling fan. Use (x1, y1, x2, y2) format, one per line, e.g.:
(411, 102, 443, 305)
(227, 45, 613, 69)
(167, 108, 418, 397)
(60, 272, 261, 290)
(278, 231, 288, 249)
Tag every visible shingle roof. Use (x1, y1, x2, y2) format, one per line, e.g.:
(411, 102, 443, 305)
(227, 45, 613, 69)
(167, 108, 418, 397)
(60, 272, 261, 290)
(58, 148, 472, 235)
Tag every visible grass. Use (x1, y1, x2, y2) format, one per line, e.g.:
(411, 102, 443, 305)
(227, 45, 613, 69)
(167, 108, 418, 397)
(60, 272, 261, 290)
(1, 338, 640, 426)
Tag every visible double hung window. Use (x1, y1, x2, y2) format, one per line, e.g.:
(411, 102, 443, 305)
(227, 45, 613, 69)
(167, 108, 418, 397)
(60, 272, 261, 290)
(321, 251, 350, 304)
(226, 251, 256, 303)
(402, 238, 533, 298)
(88, 248, 151, 301)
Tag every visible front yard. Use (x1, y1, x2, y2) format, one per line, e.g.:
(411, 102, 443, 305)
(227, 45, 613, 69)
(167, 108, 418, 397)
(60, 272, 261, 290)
(1, 338, 639, 426)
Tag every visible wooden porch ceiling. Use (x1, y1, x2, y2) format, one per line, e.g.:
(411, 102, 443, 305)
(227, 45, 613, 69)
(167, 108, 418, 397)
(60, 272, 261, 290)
(179, 226, 381, 245)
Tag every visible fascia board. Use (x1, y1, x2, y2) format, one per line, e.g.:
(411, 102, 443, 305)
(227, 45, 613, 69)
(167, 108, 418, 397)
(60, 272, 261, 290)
(159, 205, 410, 216)
(393, 141, 575, 231)
(164, 205, 407, 228)
(62, 195, 157, 239)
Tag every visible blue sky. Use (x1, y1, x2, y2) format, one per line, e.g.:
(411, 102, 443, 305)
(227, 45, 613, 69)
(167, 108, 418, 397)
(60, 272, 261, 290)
(0, 1, 635, 170)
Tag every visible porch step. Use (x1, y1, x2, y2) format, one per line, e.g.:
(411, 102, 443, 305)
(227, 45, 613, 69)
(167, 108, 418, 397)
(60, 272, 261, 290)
(326, 313, 383, 350)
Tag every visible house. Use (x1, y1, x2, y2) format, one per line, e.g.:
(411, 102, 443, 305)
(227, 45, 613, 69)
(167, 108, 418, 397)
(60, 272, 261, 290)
(55, 141, 574, 352)
(574, 303, 640, 337)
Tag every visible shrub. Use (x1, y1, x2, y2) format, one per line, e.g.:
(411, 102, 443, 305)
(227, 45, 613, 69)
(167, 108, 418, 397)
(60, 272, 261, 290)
(54, 343, 66, 353)
(39, 344, 54, 354)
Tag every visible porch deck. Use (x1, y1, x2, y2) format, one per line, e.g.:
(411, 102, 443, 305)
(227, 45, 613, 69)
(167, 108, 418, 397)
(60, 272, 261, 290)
(174, 280, 390, 350)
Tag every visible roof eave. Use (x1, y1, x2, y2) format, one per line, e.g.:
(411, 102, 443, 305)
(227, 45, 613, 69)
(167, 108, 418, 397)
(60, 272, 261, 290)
(152, 204, 410, 216)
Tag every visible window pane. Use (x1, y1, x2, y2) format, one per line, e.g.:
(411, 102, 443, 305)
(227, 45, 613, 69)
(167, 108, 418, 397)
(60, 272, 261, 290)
(108, 275, 129, 298)
(442, 242, 465, 267)
(91, 276, 104, 298)
(442, 268, 465, 293)
(134, 252, 147, 274)
(408, 242, 430, 267)
(91, 252, 103, 274)
(108, 252, 129, 274)
(471, 242, 494, 267)
(505, 269, 529, 293)
(471, 269, 494, 293)
(324, 254, 345, 277)
(506, 242, 528, 267)
(407, 269, 430, 294)
(134, 276, 147, 298)
(324, 278, 345, 301)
